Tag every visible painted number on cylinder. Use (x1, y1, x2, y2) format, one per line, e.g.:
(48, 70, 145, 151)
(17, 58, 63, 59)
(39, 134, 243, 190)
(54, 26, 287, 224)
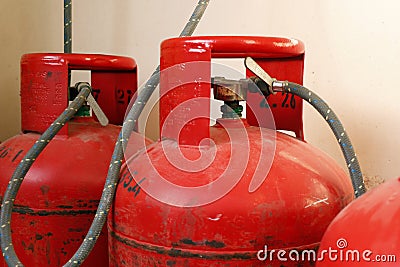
(281, 92, 296, 109)
(91, 88, 134, 105)
(120, 170, 146, 198)
(259, 92, 296, 110)
(116, 89, 134, 104)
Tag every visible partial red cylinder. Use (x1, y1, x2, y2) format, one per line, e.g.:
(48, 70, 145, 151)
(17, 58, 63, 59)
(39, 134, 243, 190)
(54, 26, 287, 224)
(0, 53, 150, 266)
(317, 178, 400, 266)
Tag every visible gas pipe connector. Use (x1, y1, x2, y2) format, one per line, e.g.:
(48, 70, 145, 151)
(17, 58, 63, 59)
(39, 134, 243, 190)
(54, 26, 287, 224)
(76, 82, 109, 126)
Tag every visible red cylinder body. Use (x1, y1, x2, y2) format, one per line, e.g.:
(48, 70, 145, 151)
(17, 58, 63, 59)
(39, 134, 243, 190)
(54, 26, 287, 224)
(317, 178, 400, 266)
(0, 53, 150, 266)
(108, 36, 354, 266)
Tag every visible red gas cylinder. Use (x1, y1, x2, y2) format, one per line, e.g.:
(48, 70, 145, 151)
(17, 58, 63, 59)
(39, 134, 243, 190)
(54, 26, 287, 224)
(317, 178, 400, 266)
(108, 36, 354, 266)
(0, 53, 150, 266)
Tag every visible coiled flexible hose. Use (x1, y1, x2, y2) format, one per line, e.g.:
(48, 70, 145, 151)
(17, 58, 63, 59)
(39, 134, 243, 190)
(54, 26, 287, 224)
(282, 82, 366, 197)
(0, 1, 210, 266)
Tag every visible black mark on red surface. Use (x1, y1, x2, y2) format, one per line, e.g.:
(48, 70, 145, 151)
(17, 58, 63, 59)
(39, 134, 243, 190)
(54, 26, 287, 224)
(0, 146, 26, 162)
(180, 238, 225, 248)
(56, 205, 73, 209)
(110, 230, 251, 260)
(12, 205, 96, 216)
(67, 228, 84, 233)
(60, 247, 68, 256)
(205, 240, 225, 248)
(46, 239, 51, 265)
(40, 185, 50, 195)
(11, 149, 24, 162)
(21, 240, 35, 253)
(166, 260, 177, 266)
(180, 238, 196, 246)
(0, 146, 10, 158)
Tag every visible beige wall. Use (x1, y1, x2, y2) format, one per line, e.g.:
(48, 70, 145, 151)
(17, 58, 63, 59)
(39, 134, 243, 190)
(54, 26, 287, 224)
(0, 1, 62, 141)
(1, 0, 399, 182)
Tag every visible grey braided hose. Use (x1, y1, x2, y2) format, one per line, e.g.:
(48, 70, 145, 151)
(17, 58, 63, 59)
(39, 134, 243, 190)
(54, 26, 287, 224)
(64, 0, 72, 54)
(282, 82, 367, 197)
(0, 83, 91, 266)
(0, 1, 210, 266)
(65, 1, 210, 265)
(64, 0, 72, 87)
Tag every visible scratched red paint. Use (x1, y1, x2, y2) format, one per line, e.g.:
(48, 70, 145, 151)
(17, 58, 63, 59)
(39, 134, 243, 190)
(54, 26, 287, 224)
(108, 36, 354, 266)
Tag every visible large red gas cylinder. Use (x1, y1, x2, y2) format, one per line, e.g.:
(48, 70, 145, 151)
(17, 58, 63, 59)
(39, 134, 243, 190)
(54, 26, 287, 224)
(317, 178, 400, 266)
(0, 53, 150, 266)
(108, 36, 354, 266)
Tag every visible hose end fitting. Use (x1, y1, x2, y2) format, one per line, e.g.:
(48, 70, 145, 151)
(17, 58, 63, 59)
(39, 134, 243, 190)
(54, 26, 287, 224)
(75, 82, 92, 93)
(271, 80, 288, 93)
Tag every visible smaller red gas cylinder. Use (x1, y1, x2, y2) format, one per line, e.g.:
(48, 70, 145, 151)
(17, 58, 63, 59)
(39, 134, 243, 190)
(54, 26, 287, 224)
(108, 36, 354, 267)
(317, 178, 400, 266)
(0, 53, 150, 266)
